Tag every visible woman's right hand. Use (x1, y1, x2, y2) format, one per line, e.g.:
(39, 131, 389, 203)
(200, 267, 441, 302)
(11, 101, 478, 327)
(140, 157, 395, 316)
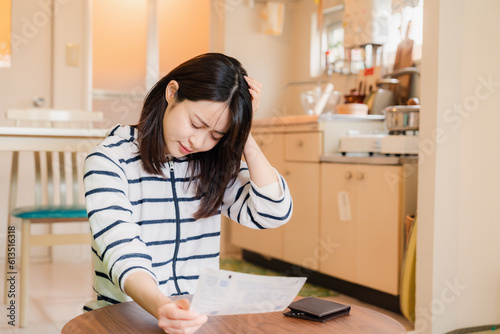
(244, 76, 263, 114)
(157, 299, 208, 334)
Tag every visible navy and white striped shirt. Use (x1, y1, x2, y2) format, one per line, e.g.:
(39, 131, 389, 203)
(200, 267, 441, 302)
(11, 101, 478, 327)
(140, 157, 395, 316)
(83, 125, 292, 311)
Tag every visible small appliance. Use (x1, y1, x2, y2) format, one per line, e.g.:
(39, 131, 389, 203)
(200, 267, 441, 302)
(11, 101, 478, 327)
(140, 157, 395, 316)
(339, 131, 419, 156)
(380, 132, 419, 155)
(339, 133, 385, 155)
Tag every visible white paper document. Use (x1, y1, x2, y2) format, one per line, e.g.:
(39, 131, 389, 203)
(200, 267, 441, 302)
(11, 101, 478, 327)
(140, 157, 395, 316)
(189, 267, 307, 316)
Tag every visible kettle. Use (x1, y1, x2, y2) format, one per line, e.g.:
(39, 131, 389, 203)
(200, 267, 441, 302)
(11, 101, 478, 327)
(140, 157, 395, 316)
(366, 78, 399, 115)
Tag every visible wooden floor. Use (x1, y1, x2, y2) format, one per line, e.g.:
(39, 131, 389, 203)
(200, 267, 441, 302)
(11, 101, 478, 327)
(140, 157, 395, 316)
(0, 261, 94, 333)
(0, 260, 414, 333)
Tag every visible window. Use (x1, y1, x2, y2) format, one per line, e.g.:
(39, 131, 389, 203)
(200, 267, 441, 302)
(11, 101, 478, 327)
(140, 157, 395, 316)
(317, 0, 424, 76)
(320, 5, 346, 74)
(384, 0, 424, 67)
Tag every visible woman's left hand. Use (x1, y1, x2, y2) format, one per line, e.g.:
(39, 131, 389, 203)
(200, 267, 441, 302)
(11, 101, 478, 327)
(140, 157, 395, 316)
(245, 76, 263, 113)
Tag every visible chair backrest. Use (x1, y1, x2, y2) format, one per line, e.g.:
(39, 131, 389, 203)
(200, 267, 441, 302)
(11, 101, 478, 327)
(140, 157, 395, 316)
(6, 109, 104, 210)
(9, 144, 93, 209)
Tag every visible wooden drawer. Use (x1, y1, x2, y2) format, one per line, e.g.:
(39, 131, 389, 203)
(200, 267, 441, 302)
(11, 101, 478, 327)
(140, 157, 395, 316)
(284, 132, 323, 162)
(254, 132, 286, 174)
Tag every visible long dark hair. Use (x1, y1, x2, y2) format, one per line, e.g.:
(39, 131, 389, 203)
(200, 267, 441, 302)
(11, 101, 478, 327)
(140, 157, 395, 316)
(135, 53, 253, 219)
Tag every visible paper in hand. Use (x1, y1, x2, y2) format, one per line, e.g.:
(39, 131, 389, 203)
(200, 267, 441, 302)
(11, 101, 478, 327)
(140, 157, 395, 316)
(189, 267, 306, 316)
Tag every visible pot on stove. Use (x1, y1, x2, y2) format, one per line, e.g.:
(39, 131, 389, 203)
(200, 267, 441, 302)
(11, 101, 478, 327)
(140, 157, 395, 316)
(383, 105, 420, 134)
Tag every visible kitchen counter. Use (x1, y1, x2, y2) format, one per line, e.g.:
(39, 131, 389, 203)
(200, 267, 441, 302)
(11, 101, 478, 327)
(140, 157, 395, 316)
(252, 113, 385, 127)
(319, 113, 385, 122)
(321, 154, 418, 165)
(252, 114, 319, 127)
(252, 114, 386, 155)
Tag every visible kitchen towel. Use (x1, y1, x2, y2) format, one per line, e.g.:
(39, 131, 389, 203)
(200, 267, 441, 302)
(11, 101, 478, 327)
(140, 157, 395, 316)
(261, 2, 285, 36)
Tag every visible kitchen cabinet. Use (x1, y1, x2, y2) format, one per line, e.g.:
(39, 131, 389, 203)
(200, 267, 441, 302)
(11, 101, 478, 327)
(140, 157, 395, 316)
(282, 161, 320, 270)
(230, 122, 323, 269)
(282, 131, 322, 270)
(228, 115, 418, 301)
(318, 163, 357, 283)
(229, 132, 285, 259)
(320, 162, 417, 295)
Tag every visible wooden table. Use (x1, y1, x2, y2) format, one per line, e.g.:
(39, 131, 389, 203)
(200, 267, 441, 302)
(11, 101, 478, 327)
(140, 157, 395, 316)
(62, 297, 407, 334)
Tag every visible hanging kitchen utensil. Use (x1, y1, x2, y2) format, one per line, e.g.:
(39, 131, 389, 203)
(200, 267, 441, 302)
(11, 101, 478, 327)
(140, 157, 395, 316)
(393, 21, 414, 104)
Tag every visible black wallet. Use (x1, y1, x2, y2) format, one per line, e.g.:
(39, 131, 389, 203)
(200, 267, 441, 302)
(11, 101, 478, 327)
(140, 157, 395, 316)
(283, 297, 351, 323)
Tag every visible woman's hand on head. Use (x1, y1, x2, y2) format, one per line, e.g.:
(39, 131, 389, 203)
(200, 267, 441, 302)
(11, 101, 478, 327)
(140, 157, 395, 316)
(157, 299, 208, 334)
(245, 76, 263, 113)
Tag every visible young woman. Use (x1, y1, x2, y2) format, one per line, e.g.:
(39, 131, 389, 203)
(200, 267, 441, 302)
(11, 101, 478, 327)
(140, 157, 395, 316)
(83, 53, 292, 333)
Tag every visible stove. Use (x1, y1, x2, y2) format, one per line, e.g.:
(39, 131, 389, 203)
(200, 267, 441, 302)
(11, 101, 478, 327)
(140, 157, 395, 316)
(380, 134, 419, 155)
(339, 133, 384, 155)
(339, 132, 419, 156)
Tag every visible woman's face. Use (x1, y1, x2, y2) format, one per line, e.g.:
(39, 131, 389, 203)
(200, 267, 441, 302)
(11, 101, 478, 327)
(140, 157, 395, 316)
(163, 81, 231, 158)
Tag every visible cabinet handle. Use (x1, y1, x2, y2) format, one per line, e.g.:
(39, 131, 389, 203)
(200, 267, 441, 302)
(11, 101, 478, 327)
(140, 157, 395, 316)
(344, 171, 352, 180)
(297, 140, 303, 147)
(357, 172, 364, 180)
(284, 169, 291, 176)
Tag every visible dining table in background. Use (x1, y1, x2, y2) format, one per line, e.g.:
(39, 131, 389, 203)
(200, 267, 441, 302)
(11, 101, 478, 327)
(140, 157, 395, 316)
(61, 296, 407, 334)
(0, 126, 109, 151)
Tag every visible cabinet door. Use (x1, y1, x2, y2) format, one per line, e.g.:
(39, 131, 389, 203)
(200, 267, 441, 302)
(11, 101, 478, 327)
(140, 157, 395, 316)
(284, 132, 323, 162)
(255, 131, 286, 171)
(355, 165, 402, 295)
(229, 133, 285, 259)
(319, 163, 357, 282)
(282, 162, 320, 270)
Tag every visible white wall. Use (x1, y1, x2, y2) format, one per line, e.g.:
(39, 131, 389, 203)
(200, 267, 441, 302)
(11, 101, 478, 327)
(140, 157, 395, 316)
(92, 0, 212, 128)
(417, 0, 500, 333)
(52, 0, 89, 110)
(223, 0, 358, 118)
(224, 2, 296, 118)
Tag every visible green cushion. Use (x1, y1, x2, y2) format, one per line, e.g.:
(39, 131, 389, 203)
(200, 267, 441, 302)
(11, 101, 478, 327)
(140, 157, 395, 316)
(11, 205, 88, 220)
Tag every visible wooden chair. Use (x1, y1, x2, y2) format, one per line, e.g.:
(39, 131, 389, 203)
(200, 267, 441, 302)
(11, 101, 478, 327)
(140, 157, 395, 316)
(3, 109, 104, 327)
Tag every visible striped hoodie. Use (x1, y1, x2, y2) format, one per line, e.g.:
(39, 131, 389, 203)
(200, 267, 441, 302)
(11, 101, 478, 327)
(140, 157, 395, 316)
(83, 125, 292, 310)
